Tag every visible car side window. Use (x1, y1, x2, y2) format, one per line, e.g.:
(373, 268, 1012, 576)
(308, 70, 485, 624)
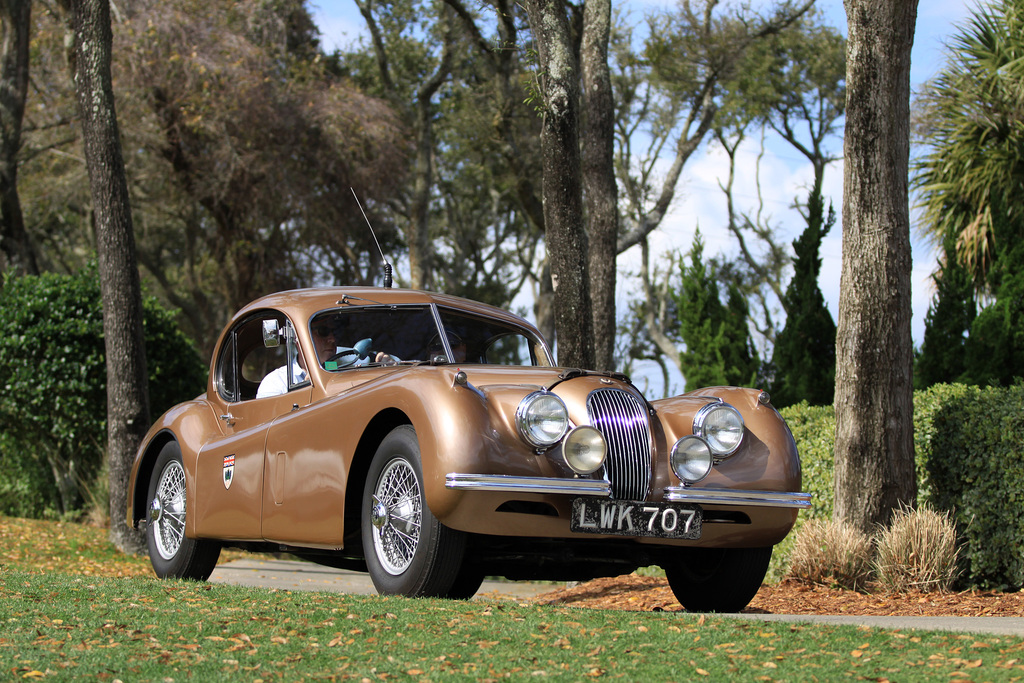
(216, 312, 308, 402)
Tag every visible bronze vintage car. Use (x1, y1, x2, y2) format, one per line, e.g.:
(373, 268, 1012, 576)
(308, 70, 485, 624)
(127, 286, 809, 612)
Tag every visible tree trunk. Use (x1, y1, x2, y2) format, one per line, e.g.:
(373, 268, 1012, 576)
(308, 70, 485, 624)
(834, 0, 918, 534)
(523, 0, 594, 369)
(0, 0, 38, 279)
(68, 0, 149, 553)
(408, 15, 453, 291)
(581, 0, 617, 371)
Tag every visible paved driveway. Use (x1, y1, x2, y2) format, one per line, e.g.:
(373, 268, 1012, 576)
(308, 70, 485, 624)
(209, 559, 1024, 637)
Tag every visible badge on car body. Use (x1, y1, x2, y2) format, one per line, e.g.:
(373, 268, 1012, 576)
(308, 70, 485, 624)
(223, 454, 235, 489)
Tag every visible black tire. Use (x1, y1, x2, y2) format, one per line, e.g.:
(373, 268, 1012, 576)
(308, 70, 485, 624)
(446, 565, 486, 600)
(361, 425, 466, 597)
(146, 441, 221, 581)
(664, 546, 772, 613)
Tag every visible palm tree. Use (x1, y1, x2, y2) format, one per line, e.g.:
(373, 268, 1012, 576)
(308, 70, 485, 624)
(913, 0, 1024, 292)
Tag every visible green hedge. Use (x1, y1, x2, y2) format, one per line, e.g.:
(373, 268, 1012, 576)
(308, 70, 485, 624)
(0, 267, 206, 519)
(776, 385, 1024, 590)
(915, 383, 1024, 590)
(767, 402, 835, 581)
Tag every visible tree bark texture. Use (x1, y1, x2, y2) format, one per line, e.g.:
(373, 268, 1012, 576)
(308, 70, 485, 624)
(835, 0, 918, 534)
(69, 0, 149, 553)
(523, 0, 594, 369)
(581, 0, 617, 371)
(0, 0, 38, 278)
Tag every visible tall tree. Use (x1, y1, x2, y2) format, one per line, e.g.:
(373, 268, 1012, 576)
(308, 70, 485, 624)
(65, 0, 149, 553)
(622, 1, 817, 378)
(581, 0, 618, 371)
(913, 0, 1024, 290)
(675, 232, 759, 390)
(521, 0, 594, 369)
(770, 191, 837, 408)
(0, 0, 38, 278)
(834, 0, 918, 534)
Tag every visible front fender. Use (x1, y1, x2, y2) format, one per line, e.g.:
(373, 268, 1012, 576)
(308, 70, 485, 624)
(126, 399, 223, 532)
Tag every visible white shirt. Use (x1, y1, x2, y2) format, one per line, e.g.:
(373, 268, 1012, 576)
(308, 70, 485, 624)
(256, 363, 307, 399)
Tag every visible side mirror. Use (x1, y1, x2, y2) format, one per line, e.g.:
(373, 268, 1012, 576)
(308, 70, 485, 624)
(262, 319, 281, 348)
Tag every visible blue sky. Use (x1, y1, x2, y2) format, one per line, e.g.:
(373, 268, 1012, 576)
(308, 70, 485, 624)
(308, 0, 978, 390)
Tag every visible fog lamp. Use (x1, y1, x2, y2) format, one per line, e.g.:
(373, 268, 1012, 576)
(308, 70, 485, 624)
(562, 426, 607, 474)
(671, 436, 713, 484)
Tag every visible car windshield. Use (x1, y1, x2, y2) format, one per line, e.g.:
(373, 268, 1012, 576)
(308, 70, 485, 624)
(309, 305, 551, 370)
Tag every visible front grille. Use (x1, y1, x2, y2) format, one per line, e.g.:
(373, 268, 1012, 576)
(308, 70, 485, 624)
(586, 388, 652, 500)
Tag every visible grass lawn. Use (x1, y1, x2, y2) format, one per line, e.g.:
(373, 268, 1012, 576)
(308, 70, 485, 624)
(3, 515, 1024, 681)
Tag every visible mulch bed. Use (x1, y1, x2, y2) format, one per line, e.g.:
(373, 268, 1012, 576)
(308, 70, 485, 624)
(534, 574, 1024, 616)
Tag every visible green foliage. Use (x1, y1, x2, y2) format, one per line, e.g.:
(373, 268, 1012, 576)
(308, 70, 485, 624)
(961, 239, 1024, 386)
(766, 402, 835, 581)
(770, 191, 837, 408)
(915, 382, 1024, 589)
(915, 238, 977, 389)
(0, 268, 206, 519)
(913, 0, 1024, 290)
(779, 383, 1024, 589)
(675, 231, 760, 390)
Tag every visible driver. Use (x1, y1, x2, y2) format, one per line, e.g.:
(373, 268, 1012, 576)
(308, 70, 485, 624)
(256, 324, 343, 399)
(312, 320, 397, 367)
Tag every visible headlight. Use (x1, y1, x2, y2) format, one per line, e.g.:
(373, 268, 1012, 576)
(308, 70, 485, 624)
(693, 402, 744, 457)
(562, 426, 607, 474)
(671, 436, 713, 484)
(516, 391, 569, 448)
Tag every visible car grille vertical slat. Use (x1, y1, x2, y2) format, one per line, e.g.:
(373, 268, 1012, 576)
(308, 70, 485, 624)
(586, 388, 652, 500)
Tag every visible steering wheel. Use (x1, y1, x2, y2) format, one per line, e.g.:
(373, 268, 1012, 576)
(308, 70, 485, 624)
(326, 348, 360, 365)
(325, 338, 374, 368)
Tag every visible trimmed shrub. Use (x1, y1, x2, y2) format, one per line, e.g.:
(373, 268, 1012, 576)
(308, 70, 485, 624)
(0, 267, 206, 518)
(874, 505, 960, 592)
(915, 382, 1024, 589)
(787, 518, 874, 591)
(774, 384, 1024, 590)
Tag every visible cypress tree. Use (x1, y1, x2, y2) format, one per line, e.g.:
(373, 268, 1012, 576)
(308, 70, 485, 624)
(770, 192, 836, 408)
(676, 231, 760, 391)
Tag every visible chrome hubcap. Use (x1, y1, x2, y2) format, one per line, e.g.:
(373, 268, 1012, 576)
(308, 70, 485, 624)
(371, 497, 389, 529)
(370, 458, 422, 575)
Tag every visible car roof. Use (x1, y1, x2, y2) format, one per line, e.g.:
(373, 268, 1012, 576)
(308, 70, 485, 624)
(233, 287, 540, 334)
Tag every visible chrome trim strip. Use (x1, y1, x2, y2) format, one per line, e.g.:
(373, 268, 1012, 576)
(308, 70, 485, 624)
(664, 487, 812, 509)
(445, 473, 611, 496)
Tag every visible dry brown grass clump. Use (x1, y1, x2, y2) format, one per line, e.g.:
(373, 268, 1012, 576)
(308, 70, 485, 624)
(874, 505, 960, 592)
(787, 518, 874, 591)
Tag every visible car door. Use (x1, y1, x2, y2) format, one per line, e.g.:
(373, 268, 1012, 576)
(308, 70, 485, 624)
(194, 311, 312, 541)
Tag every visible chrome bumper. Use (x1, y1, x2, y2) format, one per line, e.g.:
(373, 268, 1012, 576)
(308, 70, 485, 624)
(445, 473, 811, 509)
(445, 473, 611, 496)
(665, 487, 811, 509)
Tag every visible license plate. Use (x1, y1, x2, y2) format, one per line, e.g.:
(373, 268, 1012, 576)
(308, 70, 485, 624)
(570, 498, 702, 539)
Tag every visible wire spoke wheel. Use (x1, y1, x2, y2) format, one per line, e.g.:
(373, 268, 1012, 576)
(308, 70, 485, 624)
(145, 441, 220, 581)
(152, 459, 187, 560)
(361, 425, 466, 597)
(371, 458, 424, 575)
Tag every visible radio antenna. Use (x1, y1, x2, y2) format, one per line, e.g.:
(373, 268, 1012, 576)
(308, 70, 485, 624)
(351, 188, 393, 289)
